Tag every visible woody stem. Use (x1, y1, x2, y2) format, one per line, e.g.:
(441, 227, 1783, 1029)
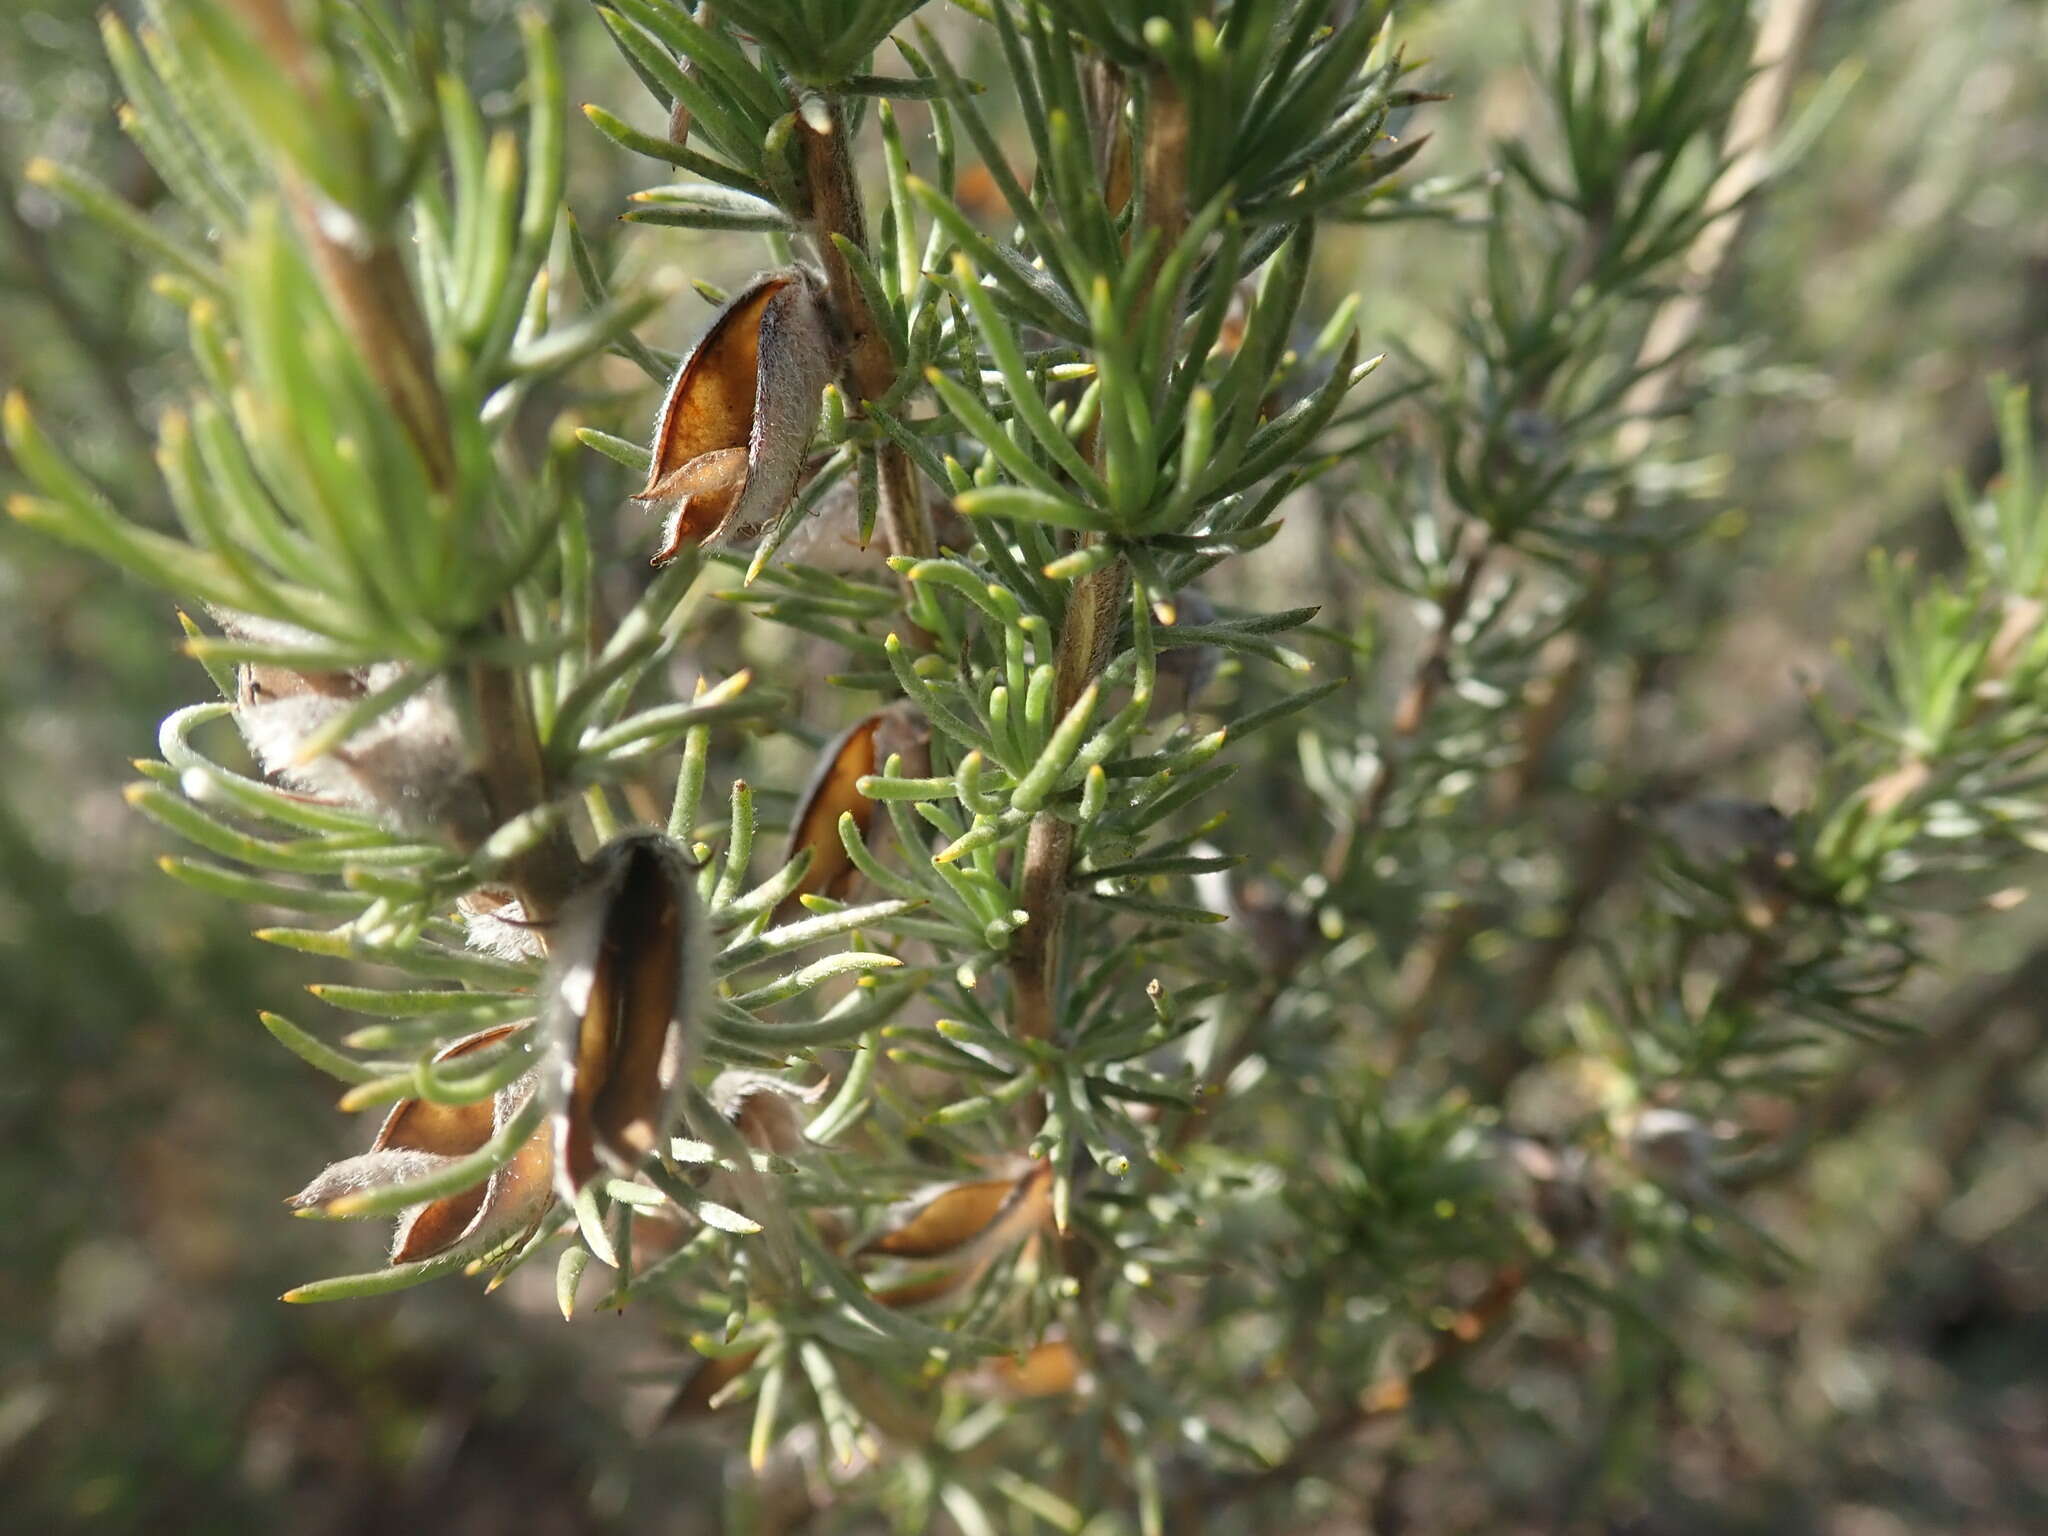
(1008, 70, 1190, 1049)
(796, 99, 935, 577)
(466, 661, 581, 922)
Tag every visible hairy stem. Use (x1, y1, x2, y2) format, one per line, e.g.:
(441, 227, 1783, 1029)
(1010, 561, 1125, 1043)
(467, 661, 582, 921)
(295, 211, 457, 490)
(290, 205, 579, 920)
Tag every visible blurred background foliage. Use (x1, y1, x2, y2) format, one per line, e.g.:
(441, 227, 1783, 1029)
(2, 0, 2045, 1532)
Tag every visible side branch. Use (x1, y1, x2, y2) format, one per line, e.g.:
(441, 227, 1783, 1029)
(1007, 71, 1189, 1047)
(239, 0, 581, 927)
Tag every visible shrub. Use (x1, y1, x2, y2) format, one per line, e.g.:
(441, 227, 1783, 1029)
(10, 0, 2048, 1529)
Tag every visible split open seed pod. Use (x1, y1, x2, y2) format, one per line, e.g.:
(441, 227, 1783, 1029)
(214, 608, 480, 840)
(661, 1346, 763, 1424)
(777, 700, 929, 922)
(844, 1160, 1056, 1325)
(287, 1024, 552, 1264)
(546, 830, 707, 1202)
(858, 1158, 1053, 1263)
(636, 268, 838, 564)
(973, 1333, 1088, 1400)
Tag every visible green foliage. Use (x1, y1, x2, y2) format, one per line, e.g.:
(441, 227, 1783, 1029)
(10, 0, 2048, 1530)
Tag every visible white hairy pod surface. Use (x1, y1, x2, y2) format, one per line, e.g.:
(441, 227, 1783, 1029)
(214, 609, 483, 841)
(708, 1069, 829, 1156)
(456, 885, 546, 965)
(544, 830, 707, 1202)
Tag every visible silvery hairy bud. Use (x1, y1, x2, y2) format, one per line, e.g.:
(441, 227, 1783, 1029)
(546, 830, 707, 1202)
(1622, 1106, 1722, 1199)
(287, 1024, 552, 1264)
(635, 268, 839, 564)
(1493, 1134, 1601, 1253)
(708, 1069, 829, 1156)
(457, 885, 545, 965)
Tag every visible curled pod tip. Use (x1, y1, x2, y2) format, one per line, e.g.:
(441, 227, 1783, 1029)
(287, 1023, 551, 1266)
(637, 268, 839, 563)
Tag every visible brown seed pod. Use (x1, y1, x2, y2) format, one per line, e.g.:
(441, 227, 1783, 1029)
(776, 700, 929, 922)
(858, 1158, 1052, 1262)
(212, 608, 482, 841)
(636, 268, 839, 563)
(977, 1334, 1087, 1400)
(865, 1265, 977, 1311)
(287, 1024, 552, 1264)
(546, 830, 707, 1202)
(660, 1346, 762, 1425)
